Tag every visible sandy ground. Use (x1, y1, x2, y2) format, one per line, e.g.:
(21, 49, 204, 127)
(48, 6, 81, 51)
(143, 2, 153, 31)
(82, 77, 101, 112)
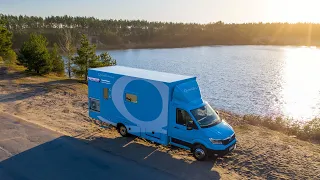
(0, 64, 319, 179)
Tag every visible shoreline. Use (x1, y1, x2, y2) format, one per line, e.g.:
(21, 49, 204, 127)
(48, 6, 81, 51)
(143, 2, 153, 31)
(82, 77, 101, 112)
(19, 44, 319, 54)
(95, 43, 320, 51)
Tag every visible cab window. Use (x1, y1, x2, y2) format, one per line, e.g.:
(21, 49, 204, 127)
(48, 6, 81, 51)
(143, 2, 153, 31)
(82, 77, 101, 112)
(176, 109, 193, 126)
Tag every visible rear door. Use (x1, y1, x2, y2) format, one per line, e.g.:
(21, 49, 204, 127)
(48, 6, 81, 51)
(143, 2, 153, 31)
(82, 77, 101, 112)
(169, 108, 198, 149)
(100, 83, 113, 117)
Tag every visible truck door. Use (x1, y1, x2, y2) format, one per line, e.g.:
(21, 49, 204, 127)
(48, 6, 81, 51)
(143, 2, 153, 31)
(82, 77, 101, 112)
(169, 108, 199, 149)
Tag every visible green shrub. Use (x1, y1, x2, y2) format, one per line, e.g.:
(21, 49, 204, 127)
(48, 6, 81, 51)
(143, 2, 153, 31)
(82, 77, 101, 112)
(4, 49, 17, 65)
(243, 115, 262, 126)
(288, 121, 303, 136)
(303, 118, 320, 140)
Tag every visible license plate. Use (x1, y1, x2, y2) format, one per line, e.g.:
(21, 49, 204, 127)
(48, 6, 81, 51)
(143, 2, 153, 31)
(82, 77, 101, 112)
(229, 144, 235, 151)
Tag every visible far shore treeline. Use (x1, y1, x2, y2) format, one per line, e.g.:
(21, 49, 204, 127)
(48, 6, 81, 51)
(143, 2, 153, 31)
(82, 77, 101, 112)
(1, 14, 320, 81)
(1, 14, 320, 50)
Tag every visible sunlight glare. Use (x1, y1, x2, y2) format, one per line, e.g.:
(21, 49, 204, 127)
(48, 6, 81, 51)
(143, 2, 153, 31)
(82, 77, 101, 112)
(267, 0, 320, 23)
(281, 47, 320, 120)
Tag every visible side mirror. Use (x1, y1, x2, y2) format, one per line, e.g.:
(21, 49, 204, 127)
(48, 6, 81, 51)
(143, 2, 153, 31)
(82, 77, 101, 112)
(187, 121, 193, 130)
(215, 110, 219, 115)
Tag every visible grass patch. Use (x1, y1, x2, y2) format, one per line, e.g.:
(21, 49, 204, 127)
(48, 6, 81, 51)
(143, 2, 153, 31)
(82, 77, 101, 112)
(243, 115, 320, 142)
(234, 125, 251, 132)
(5, 63, 26, 72)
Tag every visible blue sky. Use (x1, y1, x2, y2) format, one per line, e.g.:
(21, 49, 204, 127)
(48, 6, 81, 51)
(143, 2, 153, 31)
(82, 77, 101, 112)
(1, 0, 319, 23)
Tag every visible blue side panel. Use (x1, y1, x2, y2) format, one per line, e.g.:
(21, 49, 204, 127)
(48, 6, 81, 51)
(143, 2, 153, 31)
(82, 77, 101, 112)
(88, 69, 171, 145)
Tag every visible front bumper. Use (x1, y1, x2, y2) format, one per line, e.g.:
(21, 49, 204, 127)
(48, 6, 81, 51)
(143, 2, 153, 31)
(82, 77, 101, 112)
(207, 141, 237, 157)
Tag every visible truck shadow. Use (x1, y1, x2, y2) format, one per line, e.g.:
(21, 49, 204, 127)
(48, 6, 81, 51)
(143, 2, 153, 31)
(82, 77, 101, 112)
(0, 135, 221, 180)
(82, 135, 221, 180)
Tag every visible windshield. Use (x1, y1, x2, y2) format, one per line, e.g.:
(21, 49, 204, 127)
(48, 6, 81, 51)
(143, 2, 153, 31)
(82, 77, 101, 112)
(190, 104, 221, 128)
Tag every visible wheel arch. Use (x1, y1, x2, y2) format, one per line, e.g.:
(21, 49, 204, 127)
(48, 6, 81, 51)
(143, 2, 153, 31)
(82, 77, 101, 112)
(117, 123, 125, 129)
(191, 139, 210, 151)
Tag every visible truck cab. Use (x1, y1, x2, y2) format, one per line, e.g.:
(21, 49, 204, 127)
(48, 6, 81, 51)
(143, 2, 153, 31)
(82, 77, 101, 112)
(168, 80, 236, 161)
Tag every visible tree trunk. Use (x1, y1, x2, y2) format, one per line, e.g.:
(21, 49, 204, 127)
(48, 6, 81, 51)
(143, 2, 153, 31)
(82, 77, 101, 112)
(85, 68, 88, 82)
(67, 59, 71, 78)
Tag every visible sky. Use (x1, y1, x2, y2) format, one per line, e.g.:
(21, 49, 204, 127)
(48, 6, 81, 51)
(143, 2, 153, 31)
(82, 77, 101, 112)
(1, 0, 320, 23)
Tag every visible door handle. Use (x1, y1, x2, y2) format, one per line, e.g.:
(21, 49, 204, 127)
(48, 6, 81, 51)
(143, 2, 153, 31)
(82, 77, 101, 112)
(174, 126, 179, 129)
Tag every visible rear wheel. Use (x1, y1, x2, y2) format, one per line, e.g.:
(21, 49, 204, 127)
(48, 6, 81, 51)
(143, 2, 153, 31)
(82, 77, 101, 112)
(192, 144, 208, 161)
(118, 124, 128, 137)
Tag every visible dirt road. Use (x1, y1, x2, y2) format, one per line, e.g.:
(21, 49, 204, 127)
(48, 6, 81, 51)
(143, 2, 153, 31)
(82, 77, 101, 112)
(0, 113, 180, 180)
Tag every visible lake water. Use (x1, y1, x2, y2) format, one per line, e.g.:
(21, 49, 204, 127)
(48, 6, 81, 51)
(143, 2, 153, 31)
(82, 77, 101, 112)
(97, 45, 320, 120)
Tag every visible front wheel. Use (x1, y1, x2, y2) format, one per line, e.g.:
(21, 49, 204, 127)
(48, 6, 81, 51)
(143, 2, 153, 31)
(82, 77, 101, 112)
(192, 144, 208, 161)
(118, 124, 128, 137)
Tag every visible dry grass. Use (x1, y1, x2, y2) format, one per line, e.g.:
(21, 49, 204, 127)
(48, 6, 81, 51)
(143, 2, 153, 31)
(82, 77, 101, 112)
(4, 63, 26, 72)
(240, 115, 320, 142)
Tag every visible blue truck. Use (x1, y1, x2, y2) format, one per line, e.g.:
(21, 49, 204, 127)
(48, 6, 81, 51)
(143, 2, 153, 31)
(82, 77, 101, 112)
(88, 66, 236, 160)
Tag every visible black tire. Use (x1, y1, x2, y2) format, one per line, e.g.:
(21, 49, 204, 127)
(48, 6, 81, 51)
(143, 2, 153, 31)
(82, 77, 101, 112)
(118, 124, 128, 137)
(192, 144, 208, 161)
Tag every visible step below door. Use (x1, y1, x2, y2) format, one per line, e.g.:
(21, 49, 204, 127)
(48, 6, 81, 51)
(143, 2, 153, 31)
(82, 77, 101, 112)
(145, 128, 161, 140)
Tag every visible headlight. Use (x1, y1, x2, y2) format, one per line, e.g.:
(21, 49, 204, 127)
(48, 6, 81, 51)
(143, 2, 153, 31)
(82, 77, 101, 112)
(209, 138, 223, 144)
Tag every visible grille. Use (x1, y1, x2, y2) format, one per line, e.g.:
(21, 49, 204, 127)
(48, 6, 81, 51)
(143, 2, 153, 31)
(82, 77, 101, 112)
(222, 134, 235, 145)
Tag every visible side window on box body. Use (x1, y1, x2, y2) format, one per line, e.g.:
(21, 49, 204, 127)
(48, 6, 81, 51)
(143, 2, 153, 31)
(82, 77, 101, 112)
(125, 93, 138, 103)
(103, 88, 109, 99)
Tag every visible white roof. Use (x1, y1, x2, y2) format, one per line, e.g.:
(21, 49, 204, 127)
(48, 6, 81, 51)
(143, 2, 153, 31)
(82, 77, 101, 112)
(90, 66, 195, 83)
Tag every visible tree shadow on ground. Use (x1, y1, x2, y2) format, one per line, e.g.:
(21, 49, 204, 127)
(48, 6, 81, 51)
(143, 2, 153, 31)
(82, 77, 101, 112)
(0, 67, 27, 81)
(0, 135, 221, 180)
(0, 79, 80, 103)
(0, 64, 84, 103)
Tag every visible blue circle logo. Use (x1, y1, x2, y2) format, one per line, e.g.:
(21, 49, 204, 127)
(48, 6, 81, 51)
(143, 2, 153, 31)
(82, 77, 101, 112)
(124, 80, 162, 121)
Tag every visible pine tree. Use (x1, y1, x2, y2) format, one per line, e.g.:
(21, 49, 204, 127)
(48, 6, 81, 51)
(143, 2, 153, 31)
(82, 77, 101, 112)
(72, 34, 99, 81)
(0, 20, 13, 57)
(0, 19, 16, 64)
(73, 34, 117, 81)
(18, 33, 51, 74)
(99, 52, 116, 67)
